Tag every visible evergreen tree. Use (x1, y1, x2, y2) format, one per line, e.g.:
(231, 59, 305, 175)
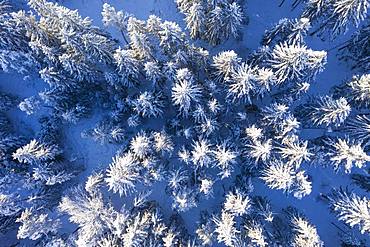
(244, 138, 273, 166)
(289, 214, 323, 247)
(82, 121, 125, 145)
(184, 2, 206, 39)
(130, 131, 153, 159)
(212, 50, 241, 82)
(171, 187, 198, 212)
(269, 41, 327, 84)
(206, 6, 225, 46)
(113, 47, 140, 87)
(212, 141, 238, 178)
(191, 139, 213, 168)
(158, 21, 186, 54)
(223, 190, 251, 216)
(328, 188, 370, 234)
(12, 139, 61, 165)
(334, 74, 370, 108)
(263, 17, 311, 45)
(325, 138, 370, 173)
(301, 95, 351, 127)
(307, 0, 369, 38)
(227, 63, 257, 103)
(261, 160, 295, 194)
(213, 210, 239, 247)
(244, 220, 267, 247)
(339, 19, 369, 72)
(346, 115, 370, 148)
(59, 186, 118, 245)
(171, 68, 202, 116)
(131, 91, 164, 118)
(102, 3, 131, 37)
(106, 152, 140, 196)
(222, 2, 244, 40)
(152, 131, 174, 156)
(277, 138, 312, 168)
(16, 208, 60, 240)
(18, 96, 40, 115)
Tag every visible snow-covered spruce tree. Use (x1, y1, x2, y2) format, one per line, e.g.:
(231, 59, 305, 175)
(171, 68, 202, 116)
(158, 21, 186, 55)
(227, 62, 257, 103)
(131, 90, 164, 118)
(276, 137, 312, 168)
(243, 220, 268, 247)
(191, 138, 213, 169)
(177, 0, 244, 45)
(334, 74, 370, 108)
(127, 17, 155, 60)
(171, 187, 198, 212)
(223, 189, 251, 216)
(212, 141, 238, 178)
(324, 137, 370, 173)
(339, 19, 369, 72)
(27, 0, 117, 70)
(12, 139, 61, 165)
(327, 188, 370, 234)
(167, 168, 190, 192)
(18, 96, 40, 116)
(254, 67, 277, 98)
(101, 3, 131, 43)
(196, 211, 215, 245)
(222, 2, 244, 41)
(287, 210, 323, 247)
(184, 2, 206, 39)
(306, 0, 369, 39)
(152, 131, 174, 156)
(260, 160, 312, 198)
(0, 193, 22, 217)
(346, 114, 370, 148)
(82, 121, 125, 145)
(260, 102, 294, 134)
(262, 17, 311, 46)
(291, 170, 312, 199)
(144, 61, 162, 85)
(16, 208, 60, 241)
(301, 0, 329, 23)
(300, 95, 351, 127)
(0, 1, 36, 74)
(205, 4, 238, 45)
(198, 177, 214, 197)
(212, 50, 241, 82)
(243, 125, 274, 167)
(106, 152, 140, 197)
(248, 45, 272, 67)
(205, 2, 243, 45)
(112, 47, 141, 87)
(130, 131, 153, 160)
(269, 41, 327, 84)
(2, 1, 126, 124)
(275, 114, 301, 139)
(213, 210, 239, 247)
(261, 160, 295, 194)
(58, 185, 119, 245)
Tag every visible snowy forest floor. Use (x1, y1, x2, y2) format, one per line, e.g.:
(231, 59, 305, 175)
(0, 0, 369, 246)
